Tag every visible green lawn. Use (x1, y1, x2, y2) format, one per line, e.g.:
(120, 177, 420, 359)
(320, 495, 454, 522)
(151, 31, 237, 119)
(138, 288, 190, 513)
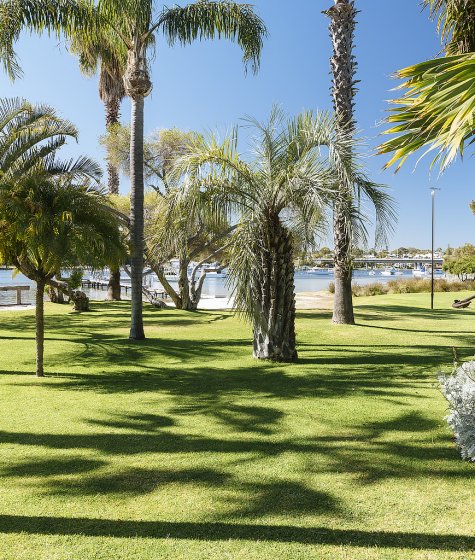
(1, 293, 475, 559)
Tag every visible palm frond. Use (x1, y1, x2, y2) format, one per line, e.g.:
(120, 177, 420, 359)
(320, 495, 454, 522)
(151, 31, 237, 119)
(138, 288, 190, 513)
(157, 0, 267, 74)
(378, 53, 475, 171)
(423, 0, 475, 54)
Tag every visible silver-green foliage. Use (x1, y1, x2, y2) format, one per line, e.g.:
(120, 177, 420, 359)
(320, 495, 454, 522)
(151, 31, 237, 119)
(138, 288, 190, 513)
(439, 361, 475, 461)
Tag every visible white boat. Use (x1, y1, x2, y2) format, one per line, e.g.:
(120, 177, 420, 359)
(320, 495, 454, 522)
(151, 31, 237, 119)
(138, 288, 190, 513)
(309, 266, 334, 275)
(202, 265, 227, 277)
(413, 266, 430, 278)
(413, 267, 444, 278)
(368, 270, 377, 276)
(381, 267, 396, 276)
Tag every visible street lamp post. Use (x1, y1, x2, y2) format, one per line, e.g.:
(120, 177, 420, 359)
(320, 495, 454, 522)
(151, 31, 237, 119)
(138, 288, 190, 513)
(430, 187, 440, 310)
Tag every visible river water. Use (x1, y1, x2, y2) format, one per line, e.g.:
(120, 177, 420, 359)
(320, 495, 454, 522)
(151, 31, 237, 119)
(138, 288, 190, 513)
(0, 268, 437, 306)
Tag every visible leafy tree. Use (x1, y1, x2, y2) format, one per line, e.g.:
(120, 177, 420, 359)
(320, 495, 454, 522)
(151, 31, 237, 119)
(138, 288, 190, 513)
(443, 258, 475, 280)
(443, 244, 475, 280)
(378, 0, 475, 170)
(104, 125, 234, 309)
(147, 190, 233, 309)
(314, 246, 334, 259)
(1, 0, 267, 340)
(176, 108, 394, 361)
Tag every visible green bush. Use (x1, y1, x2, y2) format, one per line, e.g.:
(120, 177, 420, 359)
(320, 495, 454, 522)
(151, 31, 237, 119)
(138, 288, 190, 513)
(356, 278, 475, 298)
(352, 282, 388, 297)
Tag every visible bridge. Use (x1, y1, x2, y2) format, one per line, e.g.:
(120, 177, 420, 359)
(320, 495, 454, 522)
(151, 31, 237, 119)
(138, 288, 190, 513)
(314, 257, 444, 268)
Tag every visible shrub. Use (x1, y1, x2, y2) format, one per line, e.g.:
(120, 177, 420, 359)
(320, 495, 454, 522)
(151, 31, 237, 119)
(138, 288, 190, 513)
(328, 281, 335, 294)
(357, 278, 475, 297)
(439, 361, 475, 461)
(352, 282, 388, 297)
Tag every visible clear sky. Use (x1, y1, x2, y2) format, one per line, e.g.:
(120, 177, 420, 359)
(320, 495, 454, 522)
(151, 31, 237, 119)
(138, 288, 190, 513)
(2, 0, 473, 250)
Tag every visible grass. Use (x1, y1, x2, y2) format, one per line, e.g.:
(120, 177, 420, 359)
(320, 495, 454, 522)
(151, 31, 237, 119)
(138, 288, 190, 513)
(1, 292, 475, 559)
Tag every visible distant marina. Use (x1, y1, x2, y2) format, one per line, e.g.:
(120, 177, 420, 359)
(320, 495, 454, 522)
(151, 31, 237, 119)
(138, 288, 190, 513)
(0, 266, 445, 307)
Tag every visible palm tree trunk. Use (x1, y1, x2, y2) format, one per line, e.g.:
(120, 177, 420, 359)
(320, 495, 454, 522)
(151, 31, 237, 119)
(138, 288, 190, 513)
(105, 97, 121, 195)
(105, 97, 122, 301)
(326, 0, 357, 325)
(129, 95, 145, 339)
(253, 219, 297, 362)
(107, 268, 122, 301)
(333, 197, 355, 324)
(35, 279, 45, 377)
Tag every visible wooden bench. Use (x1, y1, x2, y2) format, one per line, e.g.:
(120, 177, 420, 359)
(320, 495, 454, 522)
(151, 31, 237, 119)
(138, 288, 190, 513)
(0, 285, 30, 305)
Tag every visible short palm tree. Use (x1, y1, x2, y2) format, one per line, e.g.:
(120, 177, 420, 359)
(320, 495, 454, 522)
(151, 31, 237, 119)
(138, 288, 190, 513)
(0, 98, 123, 377)
(1, 0, 267, 339)
(0, 176, 124, 377)
(176, 109, 394, 361)
(378, 0, 475, 170)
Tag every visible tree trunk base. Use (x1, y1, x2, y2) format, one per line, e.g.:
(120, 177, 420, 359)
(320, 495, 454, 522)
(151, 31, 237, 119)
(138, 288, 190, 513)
(71, 291, 89, 312)
(151, 298, 167, 309)
(129, 328, 145, 340)
(253, 346, 298, 363)
(332, 270, 355, 325)
(107, 269, 122, 301)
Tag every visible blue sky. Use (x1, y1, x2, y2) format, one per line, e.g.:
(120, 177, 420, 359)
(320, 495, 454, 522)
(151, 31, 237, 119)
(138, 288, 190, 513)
(2, 0, 473, 249)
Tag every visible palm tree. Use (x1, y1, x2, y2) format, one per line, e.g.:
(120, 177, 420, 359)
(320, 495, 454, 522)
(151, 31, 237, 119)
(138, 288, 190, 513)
(324, 0, 359, 325)
(176, 109, 394, 361)
(1, 0, 267, 340)
(378, 1, 475, 170)
(0, 97, 100, 183)
(0, 98, 123, 377)
(0, 177, 124, 377)
(424, 0, 475, 55)
(68, 31, 127, 300)
(102, 0, 266, 339)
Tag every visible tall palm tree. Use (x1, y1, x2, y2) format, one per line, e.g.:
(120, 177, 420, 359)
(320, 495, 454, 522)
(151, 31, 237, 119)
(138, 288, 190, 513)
(324, 0, 358, 325)
(0, 98, 123, 377)
(176, 109, 394, 361)
(101, 0, 266, 340)
(69, 33, 127, 300)
(1, 0, 267, 340)
(378, 1, 475, 170)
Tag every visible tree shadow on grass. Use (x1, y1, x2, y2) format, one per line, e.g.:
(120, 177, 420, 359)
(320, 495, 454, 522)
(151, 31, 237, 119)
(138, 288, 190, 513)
(0, 302, 234, 338)
(297, 305, 475, 329)
(42, 467, 233, 497)
(5, 364, 430, 402)
(0, 408, 470, 486)
(86, 412, 175, 432)
(0, 514, 474, 551)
